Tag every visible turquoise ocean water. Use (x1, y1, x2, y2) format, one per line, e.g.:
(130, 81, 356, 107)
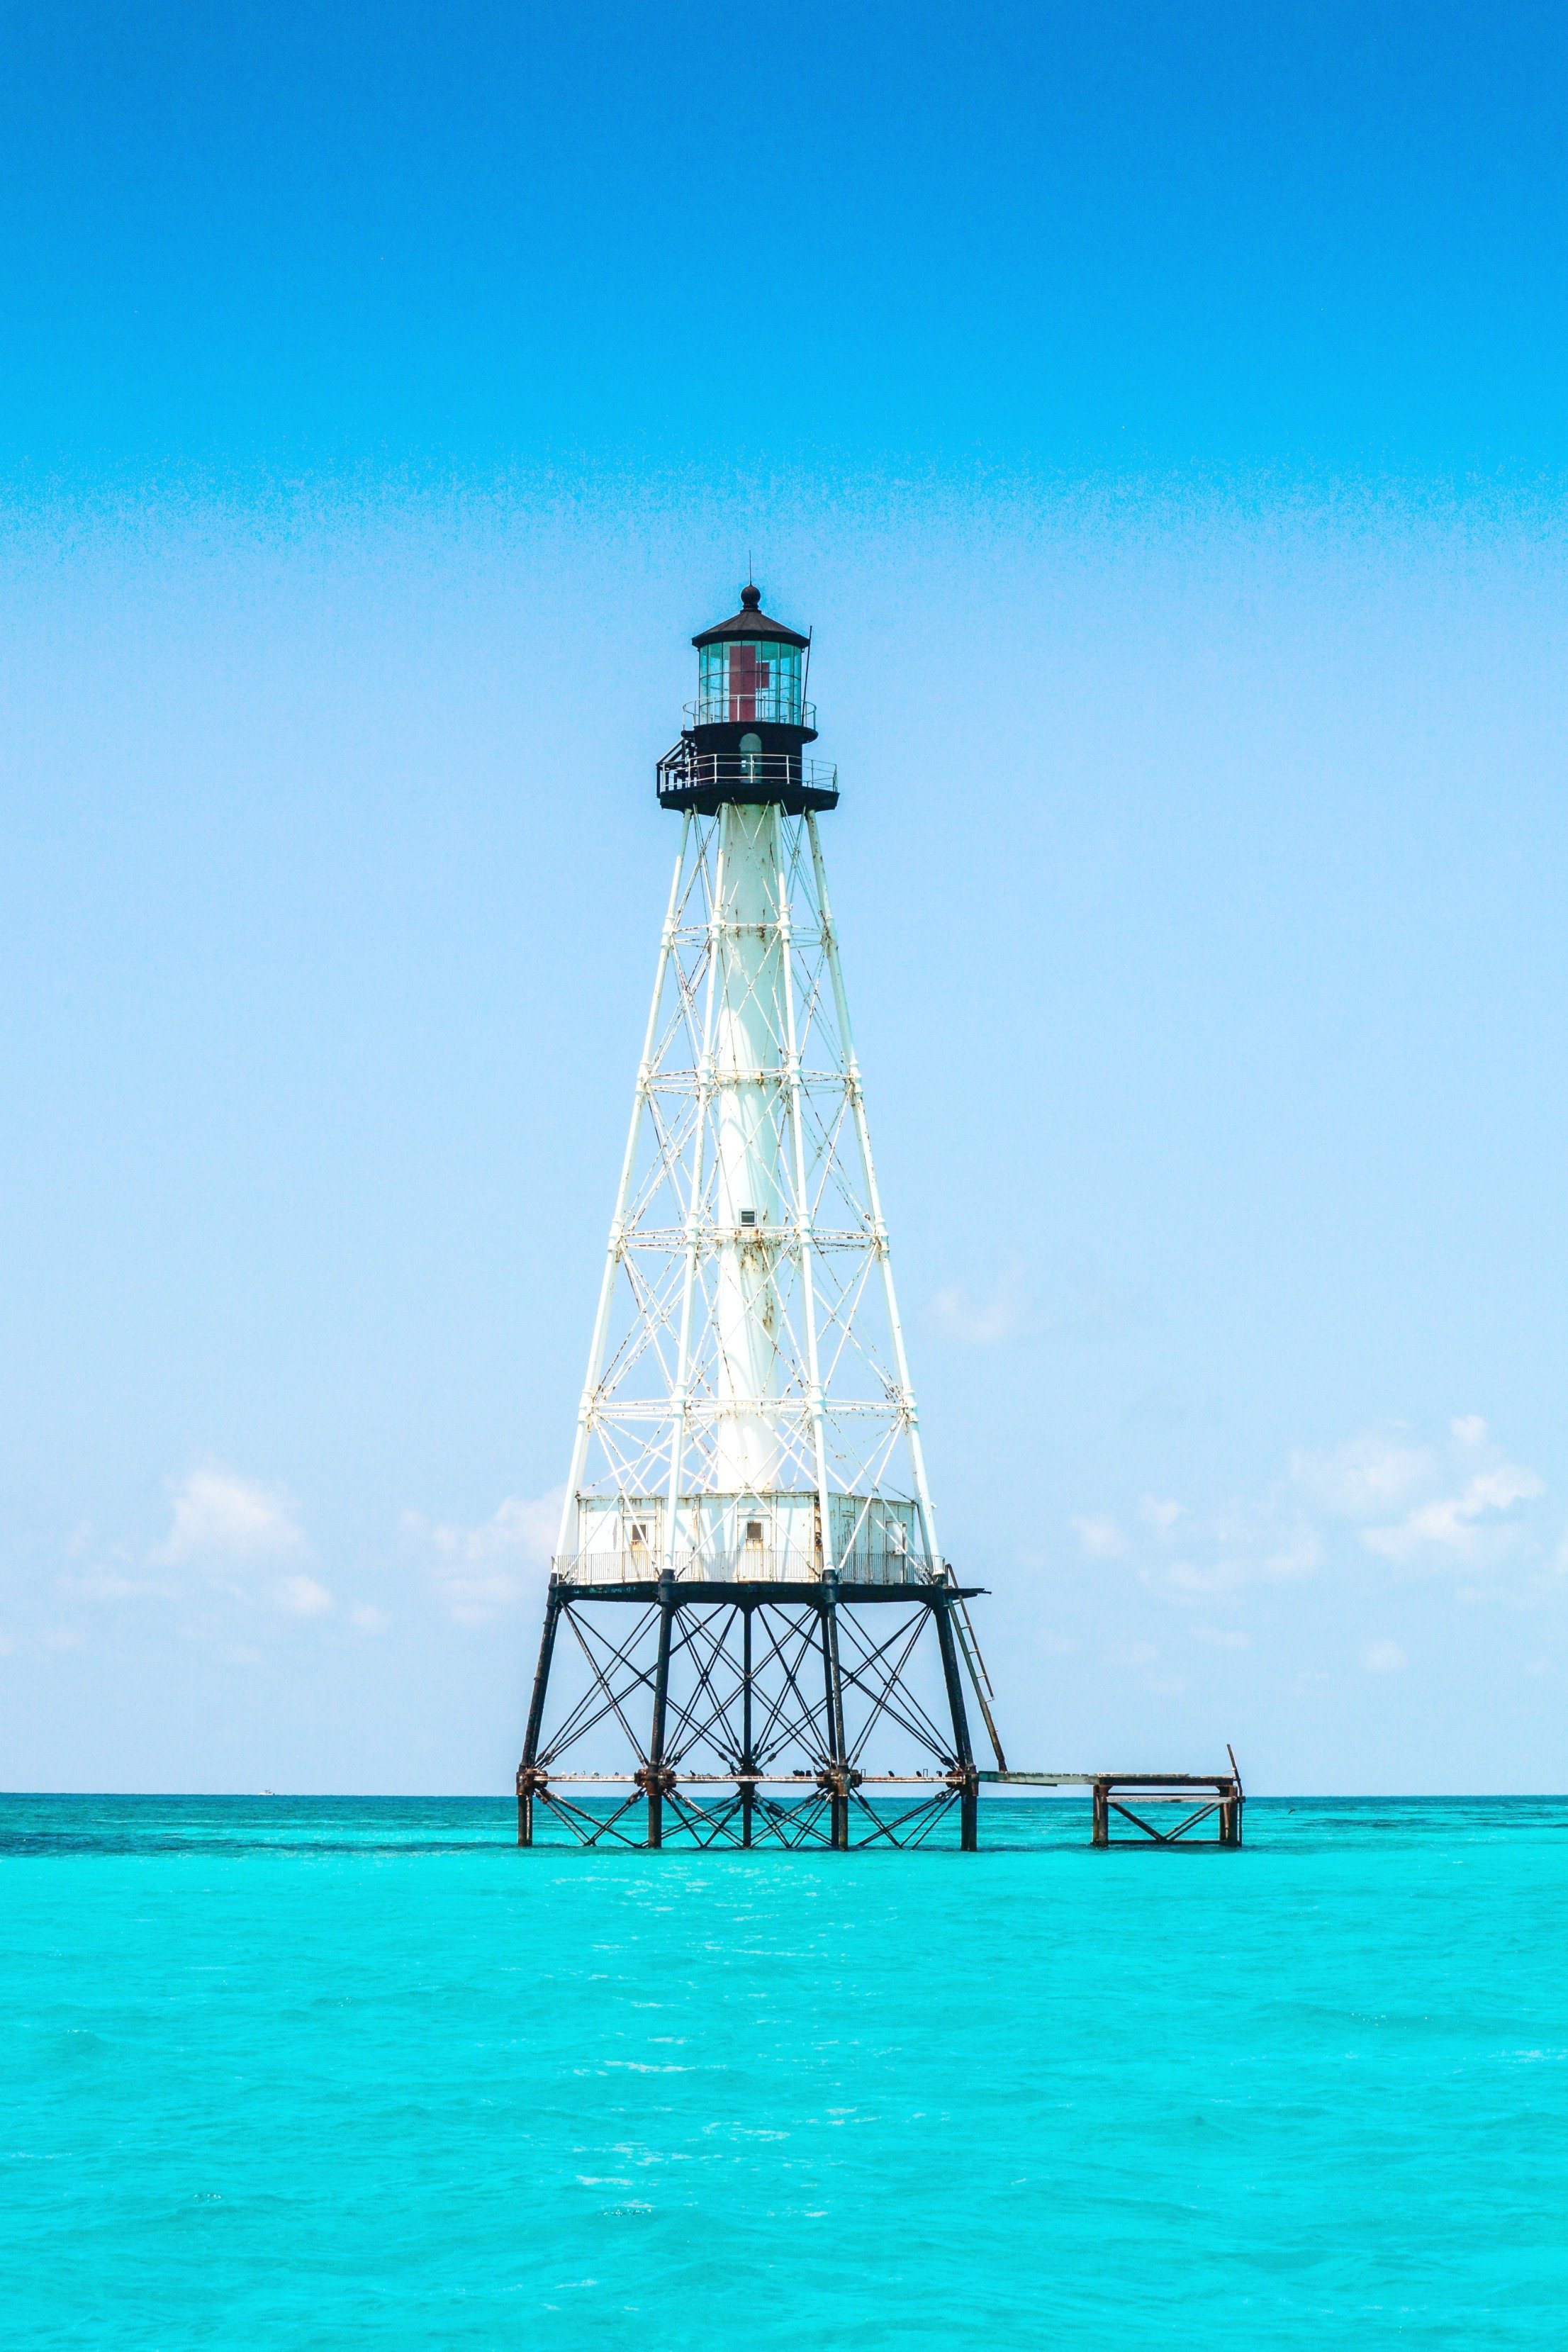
(4, 1793, 1567, 2348)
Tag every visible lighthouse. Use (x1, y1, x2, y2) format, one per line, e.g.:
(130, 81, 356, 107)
(517, 587, 1005, 1849)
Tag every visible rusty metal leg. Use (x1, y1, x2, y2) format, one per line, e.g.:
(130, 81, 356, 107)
(820, 1577, 849, 1849)
(1225, 1745, 1245, 1845)
(517, 1582, 564, 1847)
(741, 1602, 755, 1849)
(932, 1587, 979, 1852)
(1092, 1780, 1109, 1846)
(646, 1573, 676, 1849)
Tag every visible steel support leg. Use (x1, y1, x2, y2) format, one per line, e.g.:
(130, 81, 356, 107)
(820, 1577, 850, 1849)
(1092, 1780, 1109, 1847)
(646, 1574, 676, 1849)
(517, 1581, 564, 1847)
(741, 1602, 755, 1849)
(933, 1589, 979, 1851)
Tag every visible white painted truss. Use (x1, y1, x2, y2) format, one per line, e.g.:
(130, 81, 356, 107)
(555, 800, 942, 1585)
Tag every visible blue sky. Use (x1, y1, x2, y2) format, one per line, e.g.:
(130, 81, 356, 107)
(4, 4, 1568, 1793)
(7, 0, 1568, 491)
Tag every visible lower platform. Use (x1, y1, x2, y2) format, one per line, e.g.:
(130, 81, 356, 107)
(522, 1774, 973, 1850)
(516, 1573, 992, 1850)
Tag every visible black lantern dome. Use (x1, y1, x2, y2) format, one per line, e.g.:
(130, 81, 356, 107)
(656, 585, 838, 815)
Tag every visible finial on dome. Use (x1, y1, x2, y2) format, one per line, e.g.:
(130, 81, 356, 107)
(691, 590, 809, 651)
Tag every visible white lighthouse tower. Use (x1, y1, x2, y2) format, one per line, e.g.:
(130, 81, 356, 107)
(517, 587, 1004, 1849)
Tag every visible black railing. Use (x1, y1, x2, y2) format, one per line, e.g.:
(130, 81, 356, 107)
(686, 693, 816, 729)
(656, 746, 839, 810)
(554, 1540, 935, 1586)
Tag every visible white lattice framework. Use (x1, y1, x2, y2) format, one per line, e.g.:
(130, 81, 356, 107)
(555, 801, 942, 1586)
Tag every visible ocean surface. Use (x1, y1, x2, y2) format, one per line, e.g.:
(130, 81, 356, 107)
(4, 1793, 1567, 2349)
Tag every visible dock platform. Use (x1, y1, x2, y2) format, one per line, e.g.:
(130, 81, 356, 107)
(981, 1749, 1245, 1847)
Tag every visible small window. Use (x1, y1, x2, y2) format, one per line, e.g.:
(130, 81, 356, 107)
(628, 1521, 649, 1547)
(739, 1208, 756, 1226)
(745, 1520, 764, 1544)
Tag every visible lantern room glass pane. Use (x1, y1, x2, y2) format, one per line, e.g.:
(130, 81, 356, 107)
(697, 640, 802, 725)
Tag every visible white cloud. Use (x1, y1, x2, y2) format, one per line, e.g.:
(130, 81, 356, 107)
(1144, 1506, 1318, 1601)
(1160, 1557, 1242, 1598)
(1194, 1625, 1252, 1650)
(1277, 1420, 1550, 1586)
(349, 1604, 388, 1634)
(62, 1565, 162, 1603)
(1362, 1461, 1545, 1569)
(273, 1573, 333, 1619)
(928, 1261, 1028, 1346)
(86, 1467, 349, 1646)
(1120, 1415, 1552, 1608)
(410, 1487, 564, 1627)
(1106, 1639, 1159, 1669)
(1262, 1528, 1322, 1581)
(1290, 1430, 1435, 1520)
(1073, 1514, 1128, 1559)
(152, 1468, 303, 1567)
(1362, 1640, 1408, 1674)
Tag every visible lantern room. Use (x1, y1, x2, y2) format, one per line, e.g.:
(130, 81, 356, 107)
(695, 588, 811, 729)
(656, 583, 838, 815)
(690, 586, 814, 740)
